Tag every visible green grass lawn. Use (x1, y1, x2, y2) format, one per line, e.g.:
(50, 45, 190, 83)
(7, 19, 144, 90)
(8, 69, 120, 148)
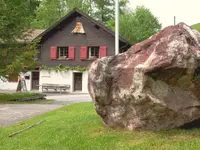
(0, 93, 40, 100)
(1, 102, 200, 150)
(0, 93, 53, 104)
(0, 99, 54, 104)
(192, 23, 200, 32)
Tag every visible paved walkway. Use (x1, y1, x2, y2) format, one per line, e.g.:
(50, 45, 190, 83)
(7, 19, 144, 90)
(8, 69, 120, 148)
(0, 94, 92, 127)
(0, 104, 62, 127)
(46, 94, 92, 105)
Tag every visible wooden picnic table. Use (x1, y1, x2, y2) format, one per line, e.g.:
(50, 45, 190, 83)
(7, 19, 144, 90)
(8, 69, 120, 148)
(38, 84, 70, 93)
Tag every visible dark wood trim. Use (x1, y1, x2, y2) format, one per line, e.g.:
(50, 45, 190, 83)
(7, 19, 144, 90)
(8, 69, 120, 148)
(73, 72, 82, 91)
(31, 71, 40, 90)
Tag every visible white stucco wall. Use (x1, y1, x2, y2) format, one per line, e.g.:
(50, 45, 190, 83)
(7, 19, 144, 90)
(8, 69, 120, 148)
(0, 72, 33, 91)
(0, 78, 18, 90)
(82, 71, 89, 93)
(39, 70, 89, 93)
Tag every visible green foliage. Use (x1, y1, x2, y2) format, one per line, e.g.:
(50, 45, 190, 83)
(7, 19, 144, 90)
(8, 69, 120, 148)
(192, 23, 200, 32)
(31, 0, 67, 29)
(93, 0, 128, 23)
(31, 0, 93, 29)
(40, 64, 88, 72)
(92, 0, 115, 23)
(66, 0, 93, 15)
(107, 6, 162, 44)
(0, 42, 39, 78)
(0, 92, 54, 104)
(1, 103, 200, 150)
(31, 0, 129, 28)
(0, 0, 40, 77)
(0, 93, 40, 101)
(0, 0, 39, 43)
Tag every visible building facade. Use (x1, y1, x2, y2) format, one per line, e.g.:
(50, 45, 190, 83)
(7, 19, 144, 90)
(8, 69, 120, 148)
(0, 9, 131, 93)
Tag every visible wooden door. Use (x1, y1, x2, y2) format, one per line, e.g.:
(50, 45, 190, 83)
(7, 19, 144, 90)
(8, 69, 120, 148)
(74, 73, 82, 91)
(32, 72, 39, 90)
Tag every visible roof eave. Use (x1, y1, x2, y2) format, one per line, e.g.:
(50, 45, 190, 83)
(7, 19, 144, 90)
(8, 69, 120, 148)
(32, 8, 132, 46)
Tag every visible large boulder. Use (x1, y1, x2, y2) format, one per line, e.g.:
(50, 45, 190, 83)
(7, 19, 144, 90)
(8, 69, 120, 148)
(88, 23, 200, 131)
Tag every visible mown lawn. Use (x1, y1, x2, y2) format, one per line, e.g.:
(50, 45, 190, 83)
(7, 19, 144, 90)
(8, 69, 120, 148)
(0, 93, 53, 104)
(192, 23, 200, 32)
(1, 102, 200, 150)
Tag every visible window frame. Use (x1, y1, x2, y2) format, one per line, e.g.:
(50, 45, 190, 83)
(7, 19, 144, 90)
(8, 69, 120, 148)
(57, 47, 69, 60)
(87, 46, 100, 60)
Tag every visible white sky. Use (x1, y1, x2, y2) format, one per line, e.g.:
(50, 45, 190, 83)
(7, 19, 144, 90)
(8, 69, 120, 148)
(130, 0, 200, 28)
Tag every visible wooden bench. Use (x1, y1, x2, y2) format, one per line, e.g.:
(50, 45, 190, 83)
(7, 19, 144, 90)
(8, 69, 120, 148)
(40, 84, 70, 93)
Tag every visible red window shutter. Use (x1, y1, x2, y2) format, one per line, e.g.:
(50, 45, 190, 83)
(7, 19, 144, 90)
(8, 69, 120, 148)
(50, 46, 57, 60)
(80, 46, 87, 60)
(100, 46, 107, 58)
(68, 46, 75, 60)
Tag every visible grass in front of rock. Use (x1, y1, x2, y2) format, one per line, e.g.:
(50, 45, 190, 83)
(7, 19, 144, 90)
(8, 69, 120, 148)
(1, 102, 200, 150)
(0, 93, 53, 104)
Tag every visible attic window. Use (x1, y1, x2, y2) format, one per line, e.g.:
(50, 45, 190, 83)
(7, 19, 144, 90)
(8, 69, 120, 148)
(72, 21, 85, 34)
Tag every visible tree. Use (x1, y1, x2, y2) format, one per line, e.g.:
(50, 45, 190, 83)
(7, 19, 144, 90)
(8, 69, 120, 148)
(31, 0, 68, 29)
(0, 43, 39, 78)
(0, 0, 39, 42)
(0, 0, 39, 77)
(65, 0, 93, 15)
(31, 0, 93, 29)
(107, 6, 162, 44)
(31, 0, 129, 28)
(92, 0, 128, 23)
(92, 0, 114, 23)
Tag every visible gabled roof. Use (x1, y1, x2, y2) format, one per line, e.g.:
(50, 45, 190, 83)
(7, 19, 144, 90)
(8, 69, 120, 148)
(0, 29, 45, 44)
(33, 8, 131, 46)
(17, 29, 45, 43)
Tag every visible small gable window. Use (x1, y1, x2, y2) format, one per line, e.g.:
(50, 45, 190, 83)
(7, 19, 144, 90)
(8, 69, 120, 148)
(57, 47, 69, 60)
(72, 21, 85, 34)
(88, 47, 99, 60)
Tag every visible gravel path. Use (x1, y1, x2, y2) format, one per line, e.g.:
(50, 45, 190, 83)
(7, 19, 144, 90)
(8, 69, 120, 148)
(0, 104, 62, 127)
(46, 94, 92, 105)
(0, 94, 92, 127)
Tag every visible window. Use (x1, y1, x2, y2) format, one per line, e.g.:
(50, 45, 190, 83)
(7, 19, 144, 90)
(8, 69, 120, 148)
(88, 47, 99, 59)
(57, 47, 68, 60)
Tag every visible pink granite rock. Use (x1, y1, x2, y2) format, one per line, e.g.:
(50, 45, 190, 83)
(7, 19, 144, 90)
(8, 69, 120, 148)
(88, 23, 200, 130)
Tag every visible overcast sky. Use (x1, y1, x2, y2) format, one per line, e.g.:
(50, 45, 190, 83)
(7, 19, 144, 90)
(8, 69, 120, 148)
(130, 0, 200, 28)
